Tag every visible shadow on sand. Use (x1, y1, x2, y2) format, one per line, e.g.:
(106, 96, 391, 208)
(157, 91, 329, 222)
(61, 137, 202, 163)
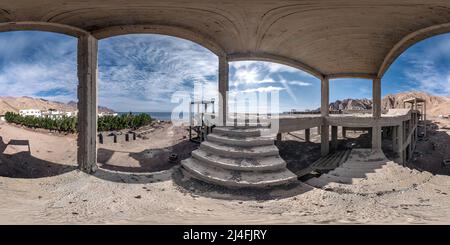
(0, 136, 77, 178)
(93, 140, 198, 184)
(94, 139, 313, 200)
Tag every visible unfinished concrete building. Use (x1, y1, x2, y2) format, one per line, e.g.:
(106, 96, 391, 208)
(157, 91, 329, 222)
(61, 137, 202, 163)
(0, 0, 438, 188)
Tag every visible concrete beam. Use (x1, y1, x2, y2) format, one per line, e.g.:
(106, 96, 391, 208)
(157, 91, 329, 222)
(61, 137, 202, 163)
(218, 55, 229, 126)
(378, 23, 450, 78)
(91, 24, 226, 57)
(325, 73, 376, 80)
(77, 34, 98, 173)
(0, 21, 89, 37)
(227, 52, 323, 79)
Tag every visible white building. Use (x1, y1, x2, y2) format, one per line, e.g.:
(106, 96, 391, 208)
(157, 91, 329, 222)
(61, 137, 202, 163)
(98, 112, 118, 117)
(65, 111, 78, 117)
(19, 109, 42, 117)
(42, 109, 63, 119)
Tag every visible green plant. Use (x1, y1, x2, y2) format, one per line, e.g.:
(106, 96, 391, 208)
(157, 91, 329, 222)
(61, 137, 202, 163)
(4, 112, 152, 133)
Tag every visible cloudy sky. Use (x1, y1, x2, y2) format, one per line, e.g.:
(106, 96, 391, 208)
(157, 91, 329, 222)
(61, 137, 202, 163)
(0, 31, 449, 113)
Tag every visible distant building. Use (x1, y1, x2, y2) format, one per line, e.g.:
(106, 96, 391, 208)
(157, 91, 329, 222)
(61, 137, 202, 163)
(19, 109, 42, 117)
(98, 112, 118, 117)
(65, 111, 78, 117)
(42, 109, 63, 119)
(17, 109, 79, 119)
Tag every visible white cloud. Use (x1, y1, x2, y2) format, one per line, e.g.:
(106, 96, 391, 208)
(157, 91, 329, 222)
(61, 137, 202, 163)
(403, 57, 450, 96)
(288, 81, 312, 86)
(240, 86, 285, 93)
(399, 35, 450, 97)
(0, 32, 78, 102)
(98, 34, 219, 112)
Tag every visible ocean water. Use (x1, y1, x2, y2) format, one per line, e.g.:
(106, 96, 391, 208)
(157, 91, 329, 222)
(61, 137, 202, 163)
(118, 112, 172, 121)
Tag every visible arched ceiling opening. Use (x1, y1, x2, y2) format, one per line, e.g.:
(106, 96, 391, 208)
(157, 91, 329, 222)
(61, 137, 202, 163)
(3, 1, 450, 79)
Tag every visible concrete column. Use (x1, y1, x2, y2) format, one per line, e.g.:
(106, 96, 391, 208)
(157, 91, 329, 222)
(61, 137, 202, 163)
(408, 143, 413, 161)
(77, 34, 98, 173)
(372, 78, 381, 118)
(331, 126, 338, 150)
(321, 77, 329, 156)
(305, 128, 310, 142)
(342, 126, 346, 138)
(397, 124, 404, 164)
(424, 102, 426, 122)
(371, 78, 382, 150)
(276, 133, 282, 141)
(372, 125, 382, 150)
(321, 77, 329, 117)
(321, 125, 329, 156)
(218, 55, 229, 126)
(391, 126, 398, 152)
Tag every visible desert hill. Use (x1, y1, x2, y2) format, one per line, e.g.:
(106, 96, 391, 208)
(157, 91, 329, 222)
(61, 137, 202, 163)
(0, 96, 114, 115)
(326, 91, 450, 117)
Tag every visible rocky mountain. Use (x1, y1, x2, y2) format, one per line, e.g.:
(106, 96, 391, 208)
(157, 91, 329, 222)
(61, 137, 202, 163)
(326, 91, 450, 116)
(329, 98, 372, 111)
(381, 91, 448, 111)
(0, 96, 114, 115)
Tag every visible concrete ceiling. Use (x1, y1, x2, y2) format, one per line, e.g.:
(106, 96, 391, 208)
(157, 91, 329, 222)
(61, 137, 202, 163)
(2, 0, 450, 78)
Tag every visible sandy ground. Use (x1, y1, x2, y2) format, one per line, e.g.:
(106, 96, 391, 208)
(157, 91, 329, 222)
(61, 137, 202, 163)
(1, 121, 450, 224)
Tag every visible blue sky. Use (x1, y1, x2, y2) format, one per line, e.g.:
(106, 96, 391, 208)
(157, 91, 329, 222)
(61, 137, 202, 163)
(0, 31, 450, 112)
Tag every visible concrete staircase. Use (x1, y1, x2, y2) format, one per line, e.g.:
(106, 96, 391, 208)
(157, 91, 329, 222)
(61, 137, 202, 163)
(311, 150, 351, 171)
(304, 149, 432, 194)
(181, 126, 297, 188)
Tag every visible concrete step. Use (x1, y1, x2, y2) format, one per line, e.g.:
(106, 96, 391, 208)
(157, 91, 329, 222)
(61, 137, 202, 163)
(200, 141, 279, 158)
(206, 133, 274, 147)
(225, 121, 271, 128)
(191, 149, 286, 171)
(318, 173, 357, 184)
(339, 161, 403, 172)
(328, 167, 377, 179)
(341, 160, 388, 169)
(304, 177, 330, 188)
(181, 158, 297, 188)
(345, 149, 387, 162)
(312, 150, 351, 170)
(212, 127, 263, 137)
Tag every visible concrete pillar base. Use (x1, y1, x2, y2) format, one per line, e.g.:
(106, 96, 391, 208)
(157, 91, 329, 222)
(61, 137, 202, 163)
(331, 126, 338, 151)
(276, 133, 282, 141)
(371, 125, 382, 150)
(320, 125, 330, 156)
(305, 128, 310, 142)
